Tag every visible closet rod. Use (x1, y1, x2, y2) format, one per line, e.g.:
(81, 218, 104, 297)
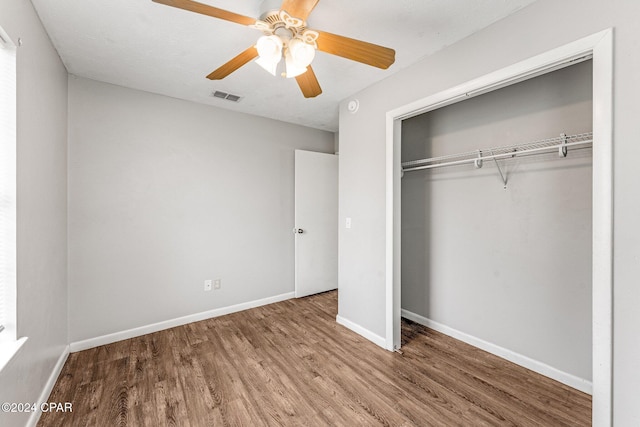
(402, 132, 592, 173)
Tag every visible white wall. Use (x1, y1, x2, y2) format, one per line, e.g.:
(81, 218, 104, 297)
(338, 0, 640, 424)
(67, 76, 334, 343)
(401, 62, 592, 381)
(0, 1, 68, 426)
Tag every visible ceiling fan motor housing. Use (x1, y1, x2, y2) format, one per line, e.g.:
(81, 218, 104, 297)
(259, 0, 285, 20)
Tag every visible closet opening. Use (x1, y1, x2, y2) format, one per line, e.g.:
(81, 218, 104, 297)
(385, 30, 612, 425)
(400, 59, 593, 394)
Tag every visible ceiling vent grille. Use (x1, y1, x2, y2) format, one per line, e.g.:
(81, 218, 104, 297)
(211, 90, 242, 102)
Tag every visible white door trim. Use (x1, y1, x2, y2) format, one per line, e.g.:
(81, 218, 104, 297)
(385, 29, 613, 426)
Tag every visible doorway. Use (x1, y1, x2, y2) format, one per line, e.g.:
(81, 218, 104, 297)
(385, 29, 612, 425)
(294, 150, 338, 298)
(401, 60, 593, 393)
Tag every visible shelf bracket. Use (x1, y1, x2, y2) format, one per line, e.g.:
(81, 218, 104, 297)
(474, 150, 483, 169)
(559, 133, 568, 157)
(490, 150, 508, 189)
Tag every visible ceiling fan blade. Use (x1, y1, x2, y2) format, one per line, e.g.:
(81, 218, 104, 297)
(152, 0, 256, 26)
(206, 46, 258, 80)
(295, 66, 322, 98)
(316, 30, 395, 70)
(279, 0, 320, 20)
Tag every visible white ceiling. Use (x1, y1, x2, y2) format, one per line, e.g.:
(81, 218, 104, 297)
(30, 0, 537, 132)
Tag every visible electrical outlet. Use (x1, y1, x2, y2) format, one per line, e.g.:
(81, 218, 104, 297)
(204, 279, 212, 291)
(214, 279, 221, 290)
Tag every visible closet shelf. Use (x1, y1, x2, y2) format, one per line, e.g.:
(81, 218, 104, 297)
(402, 132, 593, 173)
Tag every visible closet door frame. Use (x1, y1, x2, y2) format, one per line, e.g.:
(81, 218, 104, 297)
(385, 29, 613, 426)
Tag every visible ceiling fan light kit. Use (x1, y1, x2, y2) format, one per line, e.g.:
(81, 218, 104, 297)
(254, 14, 318, 79)
(255, 35, 283, 76)
(152, 0, 396, 98)
(286, 38, 316, 75)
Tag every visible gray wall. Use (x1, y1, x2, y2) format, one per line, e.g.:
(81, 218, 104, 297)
(0, 1, 69, 427)
(67, 76, 334, 342)
(401, 62, 592, 381)
(338, 0, 640, 424)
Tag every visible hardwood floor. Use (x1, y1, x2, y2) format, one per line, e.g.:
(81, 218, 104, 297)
(39, 291, 591, 426)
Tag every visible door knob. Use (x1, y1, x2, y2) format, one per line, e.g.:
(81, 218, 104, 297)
(297, 229, 304, 234)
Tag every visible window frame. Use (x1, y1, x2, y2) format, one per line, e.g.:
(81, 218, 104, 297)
(0, 23, 17, 344)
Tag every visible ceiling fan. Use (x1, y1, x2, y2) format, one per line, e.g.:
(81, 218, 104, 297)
(152, 0, 396, 98)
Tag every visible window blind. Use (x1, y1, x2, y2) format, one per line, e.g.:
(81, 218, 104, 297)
(0, 26, 16, 338)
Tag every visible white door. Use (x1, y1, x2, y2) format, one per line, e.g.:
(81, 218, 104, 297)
(294, 150, 338, 298)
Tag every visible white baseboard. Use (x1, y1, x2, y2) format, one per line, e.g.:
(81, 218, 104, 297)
(27, 345, 70, 427)
(336, 315, 387, 349)
(70, 292, 295, 352)
(401, 309, 592, 395)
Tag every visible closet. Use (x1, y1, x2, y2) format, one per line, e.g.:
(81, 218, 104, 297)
(400, 60, 593, 389)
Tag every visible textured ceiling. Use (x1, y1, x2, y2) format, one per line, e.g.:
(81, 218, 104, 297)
(30, 0, 537, 132)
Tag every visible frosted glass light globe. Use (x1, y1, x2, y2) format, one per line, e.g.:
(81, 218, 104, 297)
(288, 38, 316, 67)
(256, 35, 283, 63)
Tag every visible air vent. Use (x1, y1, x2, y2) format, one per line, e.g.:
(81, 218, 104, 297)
(211, 90, 243, 102)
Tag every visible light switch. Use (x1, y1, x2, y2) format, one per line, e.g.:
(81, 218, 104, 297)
(345, 217, 352, 229)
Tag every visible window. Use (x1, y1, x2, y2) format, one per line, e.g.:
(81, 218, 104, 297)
(0, 24, 16, 343)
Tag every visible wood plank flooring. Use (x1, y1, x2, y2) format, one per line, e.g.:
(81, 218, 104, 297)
(38, 291, 591, 426)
